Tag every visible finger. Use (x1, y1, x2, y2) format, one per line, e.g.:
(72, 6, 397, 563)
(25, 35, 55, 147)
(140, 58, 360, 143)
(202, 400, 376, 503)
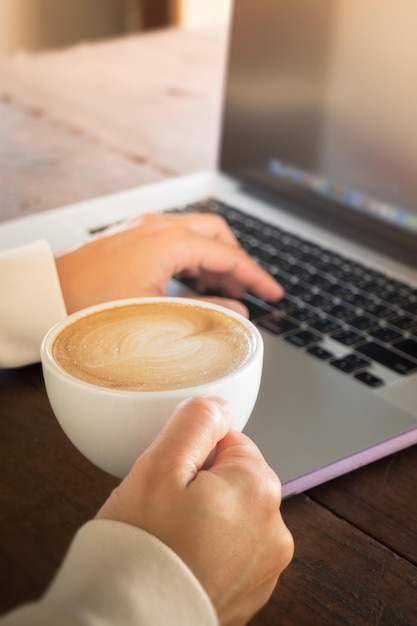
(141, 396, 233, 486)
(179, 237, 283, 301)
(210, 429, 268, 471)
(207, 430, 283, 500)
(119, 213, 283, 300)
(220, 274, 248, 299)
(196, 269, 247, 300)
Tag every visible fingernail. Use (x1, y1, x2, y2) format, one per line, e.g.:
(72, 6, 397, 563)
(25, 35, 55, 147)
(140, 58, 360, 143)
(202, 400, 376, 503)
(206, 396, 233, 415)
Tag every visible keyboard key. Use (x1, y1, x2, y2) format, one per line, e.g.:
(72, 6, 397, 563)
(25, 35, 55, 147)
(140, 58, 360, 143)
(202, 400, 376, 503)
(316, 262, 341, 276)
(378, 290, 409, 306)
(271, 295, 297, 311)
(285, 282, 310, 298)
(250, 245, 272, 264)
(348, 315, 378, 332)
(353, 277, 375, 291)
(241, 294, 274, 320)
(241, 294, 271, 316)
(388, 315, 417, 331)
(270, 273, 293, 291)
(342, 292, 371, 308)
(258, 315, 299, 335)
(327, 304, 356, 320)
(338, 271, 358, 284)
(354, 371, 385, 388)
(401, 302, 417, 316)
(360, 283, 391, 297)
(301, 292, 334, 310)
(369, 327, 402, 343)
(391, 338, 417, 360)
(331, 330, 366, 346)
(308, 274, 333, 289)
(309, 318, 342, 334)
(275, 258, 295, 273)
(323, 283, 351, 298)
(288, 307, 319, 323)
(290, 266, 314, 282)
(356, 342, 417, 375)
(330, 354, 371, 373)
(284, 330, 322, 348)
(362, 303, 396, 319)
(279, 243, 299, 257)
(299, 251, 321, 265)
(385, 278, 413, 295)
(306, 345, 334, 360)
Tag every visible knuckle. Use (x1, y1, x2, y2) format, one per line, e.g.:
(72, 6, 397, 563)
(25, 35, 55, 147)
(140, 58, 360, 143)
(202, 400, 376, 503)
(264, 511, 294, 576)
(261, 472, 283, 515)
(242, 446, 283, 499)
(278, 521, 295, 566)
(213, 214, 230, 231)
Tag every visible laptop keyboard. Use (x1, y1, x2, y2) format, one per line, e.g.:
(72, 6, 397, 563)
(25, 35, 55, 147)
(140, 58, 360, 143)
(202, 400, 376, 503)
(169, 198, 417, 388)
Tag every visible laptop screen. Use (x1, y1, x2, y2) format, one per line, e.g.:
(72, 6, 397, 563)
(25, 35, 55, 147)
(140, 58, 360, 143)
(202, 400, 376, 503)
(220, 0, 417, 260)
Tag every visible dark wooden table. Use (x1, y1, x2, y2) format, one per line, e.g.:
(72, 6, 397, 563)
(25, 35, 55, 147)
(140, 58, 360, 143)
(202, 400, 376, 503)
(1, 25, 416, 626)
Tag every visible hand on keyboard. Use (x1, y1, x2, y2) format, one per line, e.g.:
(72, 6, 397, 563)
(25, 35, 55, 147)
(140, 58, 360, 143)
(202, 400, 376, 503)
(55, 211, 284, 316)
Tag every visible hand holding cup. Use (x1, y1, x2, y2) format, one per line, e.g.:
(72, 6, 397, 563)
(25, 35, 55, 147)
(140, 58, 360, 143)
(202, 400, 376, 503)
(97, 396, 294, 626)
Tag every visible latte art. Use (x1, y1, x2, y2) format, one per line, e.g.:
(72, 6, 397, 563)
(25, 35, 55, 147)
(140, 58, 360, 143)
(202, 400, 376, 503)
(53, 302, 253, 391)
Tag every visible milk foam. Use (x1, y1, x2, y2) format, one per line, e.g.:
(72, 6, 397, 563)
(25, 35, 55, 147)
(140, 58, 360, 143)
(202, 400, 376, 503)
(53, 302, 253, 391)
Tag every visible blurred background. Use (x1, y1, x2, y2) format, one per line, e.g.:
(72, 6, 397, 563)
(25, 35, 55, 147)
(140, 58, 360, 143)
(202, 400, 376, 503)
(0, 0, 232, 56)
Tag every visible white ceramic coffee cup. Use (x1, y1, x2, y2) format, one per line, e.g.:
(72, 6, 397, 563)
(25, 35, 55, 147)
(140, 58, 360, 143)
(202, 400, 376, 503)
(41, 297, 263, 478)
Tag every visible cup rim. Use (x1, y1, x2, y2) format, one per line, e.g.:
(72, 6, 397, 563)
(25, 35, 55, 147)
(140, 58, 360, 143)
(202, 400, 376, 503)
(41, 296, 263, 396)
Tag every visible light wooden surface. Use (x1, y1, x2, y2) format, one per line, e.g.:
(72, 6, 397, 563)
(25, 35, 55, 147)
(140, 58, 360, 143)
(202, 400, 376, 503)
(1, 24, 416, 626)
(0, 25, 226, 196)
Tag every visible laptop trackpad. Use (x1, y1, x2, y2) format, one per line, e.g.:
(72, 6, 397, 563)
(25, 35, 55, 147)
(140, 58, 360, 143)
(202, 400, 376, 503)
(244, 332, 417, 488)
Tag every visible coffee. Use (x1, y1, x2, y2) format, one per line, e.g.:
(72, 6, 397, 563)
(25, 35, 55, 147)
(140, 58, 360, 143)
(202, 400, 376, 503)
(53, 301, 253, 391)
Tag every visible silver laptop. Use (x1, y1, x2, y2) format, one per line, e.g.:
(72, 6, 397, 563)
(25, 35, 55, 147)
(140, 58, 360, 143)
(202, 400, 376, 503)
(2, 0, 416, 497)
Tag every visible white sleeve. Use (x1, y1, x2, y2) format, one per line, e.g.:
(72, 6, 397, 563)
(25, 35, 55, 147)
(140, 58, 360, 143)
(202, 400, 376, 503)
(0, 241, 67, 368)
(1, 520, 219, 626)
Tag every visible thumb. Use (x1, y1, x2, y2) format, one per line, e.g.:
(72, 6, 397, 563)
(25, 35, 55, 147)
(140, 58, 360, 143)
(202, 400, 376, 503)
(139, 396, 233, 486)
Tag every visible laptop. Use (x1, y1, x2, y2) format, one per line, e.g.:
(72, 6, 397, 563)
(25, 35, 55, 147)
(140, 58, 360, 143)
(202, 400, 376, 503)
(2, 0, 416, 497)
